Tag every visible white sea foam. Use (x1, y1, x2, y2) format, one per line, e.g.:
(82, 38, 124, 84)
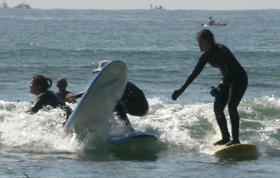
(0, 97, 280, 155)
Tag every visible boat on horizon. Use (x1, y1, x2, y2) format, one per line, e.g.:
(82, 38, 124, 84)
(14, 3, 31, 9)
(0, 1, 8, 8)
(150, 4, 164, 10)
(201, 23, 227, 27)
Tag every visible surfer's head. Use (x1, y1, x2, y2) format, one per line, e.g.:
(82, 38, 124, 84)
(56, 77, 68, 89)
(92, 60, 111, 73)
(196, 29, 215, 52)
(30, 75, 52, 95)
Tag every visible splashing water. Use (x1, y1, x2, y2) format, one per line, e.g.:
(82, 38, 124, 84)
(0, 97, 280, 157)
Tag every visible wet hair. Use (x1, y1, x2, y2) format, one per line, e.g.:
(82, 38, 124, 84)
(196, 29, 215, 45)
(57, 77, 68, 89)
(32, 75, 52, 92)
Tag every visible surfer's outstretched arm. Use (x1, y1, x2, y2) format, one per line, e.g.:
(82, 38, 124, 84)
(172, 57, 207, 101)
(66, 92, 85, 102)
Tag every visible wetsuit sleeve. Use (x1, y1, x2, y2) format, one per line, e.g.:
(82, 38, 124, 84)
(30, 100, 41, 113)
(180, 55, 208, 90)
(74, 92, 85, 99)
(29, 97, 44, 114)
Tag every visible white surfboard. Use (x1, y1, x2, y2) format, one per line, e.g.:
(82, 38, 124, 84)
(213, 143, 258, 159)
(64, 60, 128, 135)
(107, 132, 158, 144)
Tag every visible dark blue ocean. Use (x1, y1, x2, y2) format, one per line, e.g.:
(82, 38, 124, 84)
(1, 8, 280, 177)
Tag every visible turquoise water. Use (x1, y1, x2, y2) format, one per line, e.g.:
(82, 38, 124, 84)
(1, 8, 280, 177)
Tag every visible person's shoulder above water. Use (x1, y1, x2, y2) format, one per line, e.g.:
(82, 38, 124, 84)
(40, 90, 65, 106)
(56, 89, 76, 103)
(56, 90, 72, 97)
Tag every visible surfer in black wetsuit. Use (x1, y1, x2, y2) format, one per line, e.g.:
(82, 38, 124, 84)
(66, 60, 149, 131)
(28, 75, 72, 120)
(172, 29, 248, 146)
(56, 77, 76, 104)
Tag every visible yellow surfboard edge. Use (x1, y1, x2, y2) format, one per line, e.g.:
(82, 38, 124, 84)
(213, 143, 259, 160)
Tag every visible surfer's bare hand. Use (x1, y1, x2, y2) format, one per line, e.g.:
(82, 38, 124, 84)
(172, 89, 183, 101)
(66, 93, 76, 101)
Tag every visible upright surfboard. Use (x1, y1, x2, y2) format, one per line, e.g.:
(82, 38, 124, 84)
(213, 143, 258, 159)
(64, 60, 127, 135)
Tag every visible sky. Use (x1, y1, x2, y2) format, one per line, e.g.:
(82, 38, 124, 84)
(4, 0, 280, 10)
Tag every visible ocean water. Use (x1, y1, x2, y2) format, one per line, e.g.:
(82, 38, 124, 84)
(0, 8, 280, 177)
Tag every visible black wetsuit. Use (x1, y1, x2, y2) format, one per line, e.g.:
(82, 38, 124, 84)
(29, 90, 66, 114)
(56, 89, 76, 104)
(76, 81, 149, 128)
(28, 90, 73, 123)
(181, 44, 248, 143)
(115, 81, 149, 127)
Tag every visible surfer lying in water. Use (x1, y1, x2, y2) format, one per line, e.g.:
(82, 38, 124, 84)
(172, 29, 248, 146)
(28, 75, 72, 120)
(66, 60, 149, 132)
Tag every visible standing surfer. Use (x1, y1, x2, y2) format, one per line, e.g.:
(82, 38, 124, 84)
(172, 29, 248, 146)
